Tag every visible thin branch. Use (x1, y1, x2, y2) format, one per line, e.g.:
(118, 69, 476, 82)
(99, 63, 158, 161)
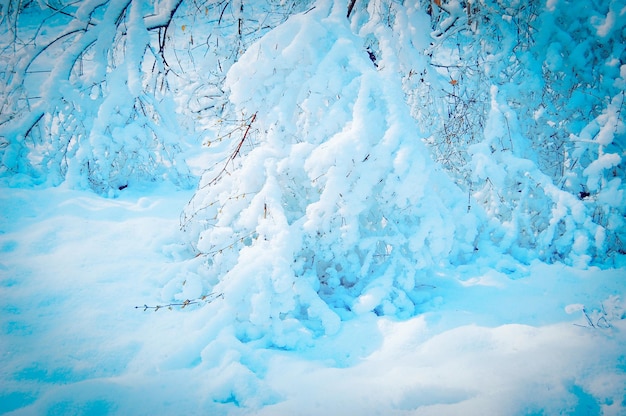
(144, 0, 184, 30)
(135, 293, 224, 311)
(347, 0, 356, 18)
(201, 112, 257, 189)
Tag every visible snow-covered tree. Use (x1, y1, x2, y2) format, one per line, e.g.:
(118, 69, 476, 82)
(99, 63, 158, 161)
(354, 0, 626, 266)
(0, 0, 301, 194)
(181, 0, 483, 346)
(0, 0, 197, 194)
(178, 0, 624, 346)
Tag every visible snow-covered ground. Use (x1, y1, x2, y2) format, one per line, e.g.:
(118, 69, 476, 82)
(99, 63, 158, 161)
(1, 183, 624, 415)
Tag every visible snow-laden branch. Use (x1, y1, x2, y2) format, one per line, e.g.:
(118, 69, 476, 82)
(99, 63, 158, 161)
(144, 0, 184, 30)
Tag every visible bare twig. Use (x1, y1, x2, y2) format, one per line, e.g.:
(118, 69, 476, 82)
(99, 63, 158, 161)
(135, 293, 224, 312)
(347, 0, 356, 18)
(201, 112, 257, 189)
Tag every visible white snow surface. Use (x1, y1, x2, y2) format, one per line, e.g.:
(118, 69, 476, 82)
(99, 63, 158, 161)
(1, 184, 625, 415)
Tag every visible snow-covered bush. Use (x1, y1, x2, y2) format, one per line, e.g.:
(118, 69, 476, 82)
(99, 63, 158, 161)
(177, 0, 625, 346)
(182, 0, 482, 346)
(354, 0, 625, 266)
(0, 0, 316, 195)
(0, 0, 194, 194)
(162, 0, 313, 136)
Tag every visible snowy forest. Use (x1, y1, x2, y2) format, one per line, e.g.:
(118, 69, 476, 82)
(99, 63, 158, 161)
(1, 0, 625, 414)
